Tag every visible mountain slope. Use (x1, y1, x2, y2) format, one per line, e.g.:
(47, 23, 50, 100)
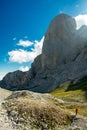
(1, 13, 87, 92)
(51, 76, 87, 117)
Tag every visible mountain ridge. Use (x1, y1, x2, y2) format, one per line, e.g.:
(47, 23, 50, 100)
(1, 13, 87, 92)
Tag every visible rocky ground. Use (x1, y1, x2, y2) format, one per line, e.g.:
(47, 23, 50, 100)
(0, 87, 87, 130)
(0, 103, 18, 130)
(0, 88, 18, 130)
(69, 115, 87, 130)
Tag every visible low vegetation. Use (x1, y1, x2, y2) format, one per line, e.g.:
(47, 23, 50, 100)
(1, 76, 87, 129)
(3, 91, 69, 130)
(51, 76, 87, 117)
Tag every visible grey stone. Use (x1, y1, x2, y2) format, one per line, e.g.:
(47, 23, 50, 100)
(1, 14, 87, 92)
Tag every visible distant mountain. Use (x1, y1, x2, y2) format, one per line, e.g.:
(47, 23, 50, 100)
(1, 13, 87, 92)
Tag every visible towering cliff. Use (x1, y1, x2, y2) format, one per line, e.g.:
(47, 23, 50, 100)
(1, 14, 87, 92)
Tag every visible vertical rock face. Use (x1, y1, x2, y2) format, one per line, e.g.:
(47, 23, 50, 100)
(1, 14, 87, 92)
(42, 14, 77, 68)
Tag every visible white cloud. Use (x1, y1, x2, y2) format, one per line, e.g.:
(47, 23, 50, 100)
(32, 36, 44, 56)
(59, 10, 63, 14)
(19, 66, 29, 72)
(24, 36, 28, 39)
(8, 36, 44, 63)
(75, 14, 87, 29)
(8, 49, 35, 63)
(17, 39, 34, 47)
(0, 72, 7, 80)
(13, 37, 16, 40)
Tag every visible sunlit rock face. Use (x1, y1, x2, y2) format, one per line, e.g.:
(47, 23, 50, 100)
(1, 14, 87, 92)
(42, 14, 77, 68)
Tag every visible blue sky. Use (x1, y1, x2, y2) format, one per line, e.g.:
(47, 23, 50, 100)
(0, 0, 87, 79)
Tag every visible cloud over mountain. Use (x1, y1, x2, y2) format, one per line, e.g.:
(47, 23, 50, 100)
(19, 66, 29, 72)
(17, 40, 34, 47)
(75, 14, 87, 29)
(8, 37, 44, 63)
(0, 72, 7, 80)
(1, 14, 87, 93)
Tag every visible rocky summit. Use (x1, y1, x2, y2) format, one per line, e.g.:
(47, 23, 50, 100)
(1, 13, 87, 92)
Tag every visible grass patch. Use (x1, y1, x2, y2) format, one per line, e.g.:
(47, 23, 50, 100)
(51, 78, 87, 117)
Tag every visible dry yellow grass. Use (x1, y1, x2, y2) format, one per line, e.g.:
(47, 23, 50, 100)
(4, 91, 69, 130)
(51, 81, 87, 117)
(0, 87, 12, 101)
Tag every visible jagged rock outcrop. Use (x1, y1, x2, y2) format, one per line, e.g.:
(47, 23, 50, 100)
(1, 13, 87, 92)
(0, 71, 27, 90)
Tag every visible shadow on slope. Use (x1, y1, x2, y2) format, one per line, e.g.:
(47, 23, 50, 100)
(51, 77, 87, 117)
(66, 76, 87, 101)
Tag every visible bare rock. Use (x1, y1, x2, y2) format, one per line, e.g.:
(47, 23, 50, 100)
(1, 14, 87, 92)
